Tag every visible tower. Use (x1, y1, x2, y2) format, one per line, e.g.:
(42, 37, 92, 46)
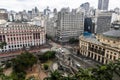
(98, 0, 109, 10)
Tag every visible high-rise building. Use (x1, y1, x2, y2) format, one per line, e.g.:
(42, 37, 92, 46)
(95, 11, 112, 33)
(84, 17, 94, 33)
(28, 11, 32, 20)
(46, 8, 58, 40)
(46, 17, 57, 39)
(0, 8, 8, 20)
(114, 7, 120, 14)
(53, 8, 57, 14)
(56, 8, 84, 42)
(98, 0, 109, 10)
(44, 6, 51, 16)
(80, 2, 90, 11)
(35, 7, 39, 13)
(0, 8, 8, 24)
(15, 13, 22, 21)
(8, 11, 16, 22)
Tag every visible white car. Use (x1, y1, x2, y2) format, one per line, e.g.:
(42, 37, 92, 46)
(61, 50, 64, 53)
(76, 63, 81, 68)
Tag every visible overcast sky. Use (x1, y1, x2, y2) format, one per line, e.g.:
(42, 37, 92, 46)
(0, 0, 120, 12)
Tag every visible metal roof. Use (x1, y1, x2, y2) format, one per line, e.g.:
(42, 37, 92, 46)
(103, 30, 120, 38)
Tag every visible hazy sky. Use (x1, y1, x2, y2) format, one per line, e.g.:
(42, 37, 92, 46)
(0, 0, 120, 12)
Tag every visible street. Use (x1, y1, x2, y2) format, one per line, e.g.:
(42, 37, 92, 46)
(49, 41, 99, 70)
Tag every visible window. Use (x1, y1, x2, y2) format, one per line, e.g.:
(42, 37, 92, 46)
(110, 55, 112, 59)
(11, 38, 13, 41)
(95, 54, 97, 60)
(113, 41, 116, 43)
(96, 46, 98, 49)
(111, 52, 113, 54)
(106, 54, 109, 58)
(8, 38, 9, 42)
(14, 37, 15, 41)
(98, 56, 100, 62)
(102, 57, 104, 63)
(114, 56, 116, 60)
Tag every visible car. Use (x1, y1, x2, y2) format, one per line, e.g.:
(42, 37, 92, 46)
(76, 63, 81, 68)
(61, 50, 64, 53)
(59, 48, 62, 50)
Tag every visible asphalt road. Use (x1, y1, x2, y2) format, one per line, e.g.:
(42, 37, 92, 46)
(50, 41, 98, 69)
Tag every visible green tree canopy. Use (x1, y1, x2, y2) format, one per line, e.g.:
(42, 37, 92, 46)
(0, 42, 7, 49)
(10, 52, 37, 80)
(69, 38, 79, 44)
(44, 59, 120, 80)
(38, 51, 56, 63)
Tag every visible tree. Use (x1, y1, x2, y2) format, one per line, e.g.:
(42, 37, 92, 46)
(38, 51, 56, 63)
(75, 68, 95, 80)
(27, 76, 36, 80)
(10, 52, 37, 80)
(0, 66, 4, 78)
(44, 59, 120, 80)
(0, 42, 7, 49)
(92, 65, 112, 80)
(69, 38, 79, 44)
(44, 64, 49, 70)
(12, 52, 37, 72)
(44, 70, 62, 80)
(4, 61, 11, 69)
(0, 65, 12, 80)
(62, 75, 76, 80)
(46, 34, 52, 40)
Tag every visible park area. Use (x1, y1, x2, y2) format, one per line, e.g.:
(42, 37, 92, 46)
(0, 51, 56, 80)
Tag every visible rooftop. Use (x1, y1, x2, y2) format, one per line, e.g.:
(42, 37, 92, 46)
(103, 29, 120, 38)
(80, 35, 102, 45)
(80, 35, 120, 51)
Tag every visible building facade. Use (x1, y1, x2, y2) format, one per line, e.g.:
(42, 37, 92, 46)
(46, 17, 57, 39)
(46, 9, 58, 40)
(56, 8, 84, 42)
(80, 2, 90, 11)
(95, 11, 112, 33)
(0, 22, 46, 52)
(0, 9, 8, 24)
(80, 2, 90, 16)
(79, 27, 120, 64)
(84, 17, 94, 33)
(98, 0, 109, 10)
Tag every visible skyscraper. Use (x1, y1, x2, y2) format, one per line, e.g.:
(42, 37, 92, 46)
(98, 0, 109, 10)
(56, 8, 84, 42)
(95, 11, 112, 33)
(80, 2, 90, 11)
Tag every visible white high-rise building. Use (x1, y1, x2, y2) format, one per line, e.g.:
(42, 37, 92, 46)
(98, 0, 109, 11)
(46, 16, 57, 39)
(56, 8, 84, 42)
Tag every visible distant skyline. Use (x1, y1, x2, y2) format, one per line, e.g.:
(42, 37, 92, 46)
(0, 0, 120, 12)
